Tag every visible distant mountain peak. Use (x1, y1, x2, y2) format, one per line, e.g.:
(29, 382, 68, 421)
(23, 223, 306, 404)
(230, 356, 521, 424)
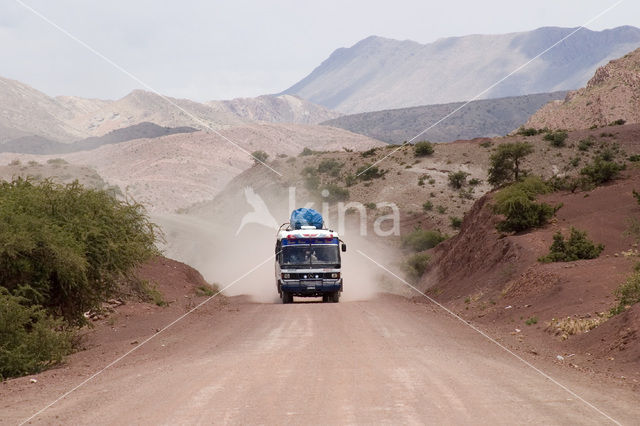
(282, 26, 640, 114)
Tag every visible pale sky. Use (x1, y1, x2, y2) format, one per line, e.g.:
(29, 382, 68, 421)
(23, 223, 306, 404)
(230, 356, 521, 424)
(0, 0, 638, 101)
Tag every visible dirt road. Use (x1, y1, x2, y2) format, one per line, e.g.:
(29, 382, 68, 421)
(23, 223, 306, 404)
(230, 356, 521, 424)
(3, 296, 638, 425)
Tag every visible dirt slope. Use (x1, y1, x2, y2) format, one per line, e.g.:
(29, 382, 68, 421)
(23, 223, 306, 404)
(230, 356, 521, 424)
(419, 166, 640, 382)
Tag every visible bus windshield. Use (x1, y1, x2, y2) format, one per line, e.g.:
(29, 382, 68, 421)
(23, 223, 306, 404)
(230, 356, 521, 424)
(281, 245, 340, 267)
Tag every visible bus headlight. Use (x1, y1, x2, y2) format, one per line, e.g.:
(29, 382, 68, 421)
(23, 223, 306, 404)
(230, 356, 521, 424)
(331, 273, 339, 279)
(282, 273, 290, 279)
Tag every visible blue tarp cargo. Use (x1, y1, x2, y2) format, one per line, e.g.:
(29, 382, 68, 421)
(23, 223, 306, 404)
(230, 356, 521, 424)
(290, 208, 323, 229)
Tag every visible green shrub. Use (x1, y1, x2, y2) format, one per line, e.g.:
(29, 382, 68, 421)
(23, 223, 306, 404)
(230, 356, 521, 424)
(610, 272, 640, 315)
(317, 159, 343, 177)
(422, 201, 433, 212)
(516, 127, 539, 136)
(251, 150, 269, 164)
(360, 148, 377, 158)
(448, 171, 469, 189)
(488, 142, 534, 187)
(436, 205, 447, 214)
(493, 177, 556, 233)
(628, 154, 640, 162)
(402, 229, 446, 251)
(414, 141, 434, 157)
(450, 216, 462, 229)
(321, 184, 349, 203)
(469, 178, 481, 186)
(578, 139, 594, 151)
(0, 178, 159, 324)
(580, 156, 624, 185)
(538, 227, 604, 263)
(0, 289, 73, 379)
(403, 253, 431, 281)
(344, 174, 357, 187)
(609, 119, 626, 126)
(299, 147, 315, 156)
(356, 164, 384, 180)
(544, 130, 568, 147)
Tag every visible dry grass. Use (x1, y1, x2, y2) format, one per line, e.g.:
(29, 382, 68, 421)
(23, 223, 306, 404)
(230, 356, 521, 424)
(545, 313, 610, 340)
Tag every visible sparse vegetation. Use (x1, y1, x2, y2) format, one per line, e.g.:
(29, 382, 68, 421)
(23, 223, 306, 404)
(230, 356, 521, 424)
(436, 205, 447, 214)
(545, 313, 609, 340)
(414, 141, 434, 157)
(251, 150, 269, 165)
(360, 148, 378, 158)
(610, 272, 640, 315)
(493, 177, 557, 233)
(356, 164, 385, 180)
(422, 201, 433, 212)
(580, 155, 624, 185)
(516, 127, 540, 136)
(403, 253, 431, 281)
(449, 216, 462, 229)
(544, 130, 568, 147)
(578, 139, 594, 151)
(321, 184, 350, 203)
(488, 142, 534, 187)
(402, 229, 447, 251)
(196, 284, 218, 297)
(538, 227, 604, 263)
(448, 171, 469, 189)
(317, 159, 343, 177)
(525, 317, 538, 326)
(299, 147, 315, 156)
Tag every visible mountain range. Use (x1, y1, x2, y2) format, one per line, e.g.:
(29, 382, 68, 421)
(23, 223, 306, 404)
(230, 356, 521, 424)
(321, 91, 568, 143)
(0, 76, 338, 146)
(283, 26, 640, 113)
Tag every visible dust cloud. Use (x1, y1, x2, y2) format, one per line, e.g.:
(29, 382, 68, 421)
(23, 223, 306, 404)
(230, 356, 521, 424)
(152, 190, 407, 303)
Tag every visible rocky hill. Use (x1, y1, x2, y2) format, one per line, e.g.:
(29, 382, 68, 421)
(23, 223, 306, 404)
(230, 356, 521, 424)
(282, 26, 640, 113)
(526, 48, 640, 130)
(0, 123, 383, 213)
(0, 122, 198, 154)
(321, 92, 567, 143)
(0, 77, 340, 147)
(208, 94, 341, 125)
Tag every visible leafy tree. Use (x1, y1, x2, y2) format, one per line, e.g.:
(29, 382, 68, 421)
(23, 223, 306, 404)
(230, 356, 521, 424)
(0, 289, 73, 379)
(488, 142, 534, 187)
(0, 179, 159, 324)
